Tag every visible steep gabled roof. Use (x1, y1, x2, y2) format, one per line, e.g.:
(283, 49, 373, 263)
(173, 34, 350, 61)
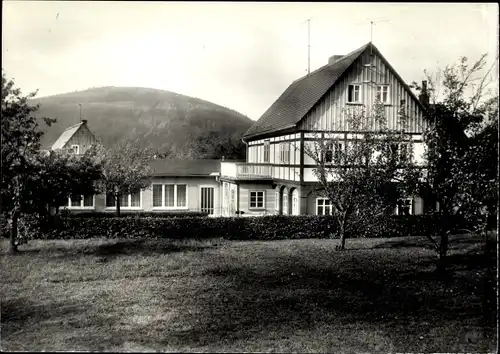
(244, 42, 425, 140)
(244, 43, 370, 139)
(51, 122, 86, 150)
(149, 159, 221, 177)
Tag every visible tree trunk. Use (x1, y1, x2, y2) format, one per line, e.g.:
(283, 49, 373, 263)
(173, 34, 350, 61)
(436, 231, 449, 274)
(116, 195, 121, 217)
(338, 214, 347, 250)
(9, 212, 19, 254)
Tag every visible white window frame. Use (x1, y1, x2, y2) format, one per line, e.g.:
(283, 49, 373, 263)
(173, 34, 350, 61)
(376, 85, 390, 104)
(396, 198, 413, 215)
(279, 142, 290, 164)
(70, 144, 79, 154)
(249, 190, 265, 209)
(263, 140, 270, 163)
(282, 192, 289, 215)
(64, 195, 95, 209)
(105, 189, 143, 210)
(292, 190, 299, 215)
(347, 84, 361, 103)
(316, 197, 333, 215)
(151, 184, 188, 210)
(199, 185, 215, 215)
(275, 190, 279, 211)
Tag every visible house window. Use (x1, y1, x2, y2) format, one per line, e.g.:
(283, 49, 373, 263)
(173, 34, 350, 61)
(105, 188, 142, 208)
(316, 198, 333, 215)
(397, 198, 413, 215)
(63, 194, 94, 208)
(334, 143, 343, 163)
(376, 85, 390, 103)
(324, 142, 333, 163)
(250, 191, 265, 209)
(275, 190, 279, 210)
(389, 143, 410, 163)
(292, 190, 299, 215)
(283, 192, 289, 215)
(264, 140, 270, 163)
(324, 141, 343, 164)
(279, 142, 290, 164)
(70, 145, 79, 154)
(152, 184, 187, 209)
(348, 84, 361, 103)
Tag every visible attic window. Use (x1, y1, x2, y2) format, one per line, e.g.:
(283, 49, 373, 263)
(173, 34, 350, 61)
(348, 85, 361, 103)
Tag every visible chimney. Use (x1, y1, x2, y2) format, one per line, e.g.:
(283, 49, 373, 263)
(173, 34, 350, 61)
(328, 55, 344, 65)
(81, 119, 87, 125)
(418, 80, 429, 107)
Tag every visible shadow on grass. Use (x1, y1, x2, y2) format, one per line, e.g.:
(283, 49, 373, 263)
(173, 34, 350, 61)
(91, 239, 212, 258)
(128, 251, 497, 350)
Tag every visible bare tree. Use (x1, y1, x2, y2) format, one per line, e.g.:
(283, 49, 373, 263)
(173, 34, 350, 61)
(304, 101, 416, 250)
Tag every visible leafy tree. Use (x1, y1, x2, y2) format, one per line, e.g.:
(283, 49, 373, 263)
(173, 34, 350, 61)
(27, 149, 103, 220)
(305, 101, 416, 250)
(90, 140, 155, 216)
(409, 54, 498, 272)
(1, 71, 55, 253)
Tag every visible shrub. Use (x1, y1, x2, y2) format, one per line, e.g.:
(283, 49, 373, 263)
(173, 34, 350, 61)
(20, 212, 486, 241)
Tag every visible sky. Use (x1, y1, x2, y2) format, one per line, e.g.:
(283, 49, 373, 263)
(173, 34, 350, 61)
(2, 2, 498, 120)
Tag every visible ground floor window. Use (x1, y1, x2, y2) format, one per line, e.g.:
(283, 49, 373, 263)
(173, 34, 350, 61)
(106, 188, 142, 208)
(152, 184, 187, 208)
(283, 191, 289, 215)
(63, 194, 94, 208)
(316, 198, 333, 215)
(250, 190, 265, 209)
(275, 190, 279, 211)
(292, 190, 299, 215)
(396, 198, 413, 215)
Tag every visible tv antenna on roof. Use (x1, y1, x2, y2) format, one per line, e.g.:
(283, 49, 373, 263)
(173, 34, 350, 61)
(367, 17, 390, 46)
(300, 17, 313, 75)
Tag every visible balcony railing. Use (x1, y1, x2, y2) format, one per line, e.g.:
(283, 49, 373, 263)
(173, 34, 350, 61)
(221, 162, 272, 179)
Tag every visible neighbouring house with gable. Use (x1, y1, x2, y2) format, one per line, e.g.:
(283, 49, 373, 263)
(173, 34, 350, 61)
(48, 120, 223, 214)
(220, 42, 430, 216)
(50, 119, 98, 155)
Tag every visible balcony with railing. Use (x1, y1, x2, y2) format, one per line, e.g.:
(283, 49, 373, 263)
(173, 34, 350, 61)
(221, 161, 273, 180)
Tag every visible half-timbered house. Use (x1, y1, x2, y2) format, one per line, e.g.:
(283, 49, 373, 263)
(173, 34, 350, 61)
(220, 42, 430, 216)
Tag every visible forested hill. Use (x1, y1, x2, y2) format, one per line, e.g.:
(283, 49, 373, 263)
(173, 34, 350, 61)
(32, 86, 253, 158)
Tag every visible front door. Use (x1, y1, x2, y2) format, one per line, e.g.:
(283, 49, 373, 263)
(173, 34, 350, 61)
(201, 187, 215, 215)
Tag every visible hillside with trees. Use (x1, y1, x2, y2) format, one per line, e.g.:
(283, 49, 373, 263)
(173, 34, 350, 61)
(31, 86, 252, 159)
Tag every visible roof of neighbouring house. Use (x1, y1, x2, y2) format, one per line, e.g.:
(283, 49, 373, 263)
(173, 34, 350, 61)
(243, 41, 424, 140)
(148, 159, 221, 177)
(50, 121, 87, 150)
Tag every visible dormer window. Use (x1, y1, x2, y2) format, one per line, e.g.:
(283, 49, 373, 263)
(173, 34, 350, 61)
(70, 145, 79, 154)
(376, 85, 390, 103)
(347, 84, 361, 103)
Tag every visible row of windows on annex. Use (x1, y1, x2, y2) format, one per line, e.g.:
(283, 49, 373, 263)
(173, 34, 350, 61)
(63, 184, 190, 210)
(247, 140, 300, 165)
(347, 84, 391, 104)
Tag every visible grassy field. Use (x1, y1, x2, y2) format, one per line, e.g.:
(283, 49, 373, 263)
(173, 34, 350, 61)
(1, 235, 497, 352)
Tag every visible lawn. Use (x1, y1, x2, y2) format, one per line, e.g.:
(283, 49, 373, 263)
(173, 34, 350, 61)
(1, 234, 497, 352)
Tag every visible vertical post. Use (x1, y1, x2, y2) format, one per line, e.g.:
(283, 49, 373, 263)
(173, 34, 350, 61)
(78, 103, 82, 123)
(307, 19, 311, 75)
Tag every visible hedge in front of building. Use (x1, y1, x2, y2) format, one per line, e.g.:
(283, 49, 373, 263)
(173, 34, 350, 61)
(23, 214, 467, 241)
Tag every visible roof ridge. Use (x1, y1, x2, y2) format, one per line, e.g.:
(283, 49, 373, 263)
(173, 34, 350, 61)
(290, 42, 371, 85)
(63, 121, 84, 131)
